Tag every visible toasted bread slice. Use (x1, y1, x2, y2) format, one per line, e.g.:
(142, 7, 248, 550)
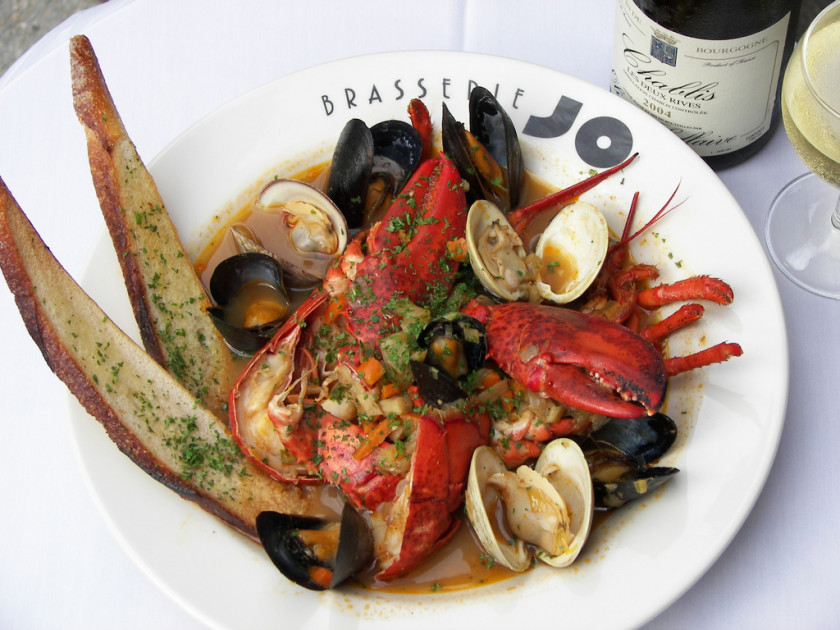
(70, 35, 232, 417)
(0, 177, 318, 537)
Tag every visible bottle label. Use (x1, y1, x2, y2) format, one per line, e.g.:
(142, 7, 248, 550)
(611, 0, 790, 157)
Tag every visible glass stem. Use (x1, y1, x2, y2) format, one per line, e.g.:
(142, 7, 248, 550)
(832, 192, 840, 230)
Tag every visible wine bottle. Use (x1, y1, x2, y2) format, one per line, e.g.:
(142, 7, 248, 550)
(611, 0, 802, 169)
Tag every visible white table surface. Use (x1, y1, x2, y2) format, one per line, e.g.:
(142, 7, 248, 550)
(0, 1, 837, 628)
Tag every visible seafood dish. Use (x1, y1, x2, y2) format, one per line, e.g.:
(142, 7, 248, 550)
(0, 37, 743, 595)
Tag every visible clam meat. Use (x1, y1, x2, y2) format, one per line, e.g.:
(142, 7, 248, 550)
(255, 179, 348, 282)
(466, 200, 539, 302)
(465, 438, 594, 571)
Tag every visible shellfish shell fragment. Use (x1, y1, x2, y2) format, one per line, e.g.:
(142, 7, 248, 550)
(534, 200, 609, 304)
(465, 439, 594, 571)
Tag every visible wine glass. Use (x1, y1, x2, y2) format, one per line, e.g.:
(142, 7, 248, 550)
(765, 0, 840, 299)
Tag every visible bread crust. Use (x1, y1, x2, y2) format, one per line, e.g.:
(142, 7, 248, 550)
(0, 177, 318, 537)
(70, 35, 233, 417)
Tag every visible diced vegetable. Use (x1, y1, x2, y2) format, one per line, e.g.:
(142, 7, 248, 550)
(353, 418, 393, 460)
(357, 357, 385, 386)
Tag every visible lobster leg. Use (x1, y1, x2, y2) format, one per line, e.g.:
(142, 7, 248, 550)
(641, 303, 705, 344)
(637, 275, 734, 308)
(665, 341, 743, 376)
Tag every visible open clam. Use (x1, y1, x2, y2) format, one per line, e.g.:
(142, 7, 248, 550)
(255, 179, 348, 284)
(465, 199, 538, 302)
(534, 200, 609, 304)
(465, 439, 594, 571)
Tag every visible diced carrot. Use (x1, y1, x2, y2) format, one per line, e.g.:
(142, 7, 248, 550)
(380, 382, 401, 399)
(307, 565, 334, 589)
(324, 294, 347, 324)
(357, 357, 385, 386)
(501, 379, 526, 413)
(479, 370, 502, 390)
(353, 418, 393, 460)
(447, 237, 468, 262)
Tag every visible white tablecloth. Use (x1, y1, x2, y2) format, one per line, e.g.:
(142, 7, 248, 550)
(0, 1, 837, 628)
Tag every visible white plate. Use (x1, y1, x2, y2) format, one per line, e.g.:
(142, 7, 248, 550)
(71, 51, 788, 630)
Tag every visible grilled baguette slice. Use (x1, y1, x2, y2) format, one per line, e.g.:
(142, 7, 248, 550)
(0, 177, 317, 537)
(70, 35, 232, 417)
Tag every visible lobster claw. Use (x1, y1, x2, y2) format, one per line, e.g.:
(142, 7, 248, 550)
(463, 301, 667, 419)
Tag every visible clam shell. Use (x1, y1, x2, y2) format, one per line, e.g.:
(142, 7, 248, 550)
(534, 201, 608, 304)
(465, 200, 533, 302)
(465, 446, 531, 571)
(256, 179, 348, 281)
(533, 438, 594, 567)
(465, 439, 594, 571)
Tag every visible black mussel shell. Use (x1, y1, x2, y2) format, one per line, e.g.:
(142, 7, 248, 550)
(207, 309, 280, 355)
(468, 86, 524, 210)
(441, 88, 524, 213)
(589, 413, 677, 464)
(326, 118, 374, 229)
(207, 252, 289, 354)
(417, 314, 488, 377)
(594, 466, 679, 509)
(585, 446, 679, 509)
(441, 102, 484, 206)
(256, 503, 374, 591)
(370, 119, 422, 195)
(410, 360, 467, 408)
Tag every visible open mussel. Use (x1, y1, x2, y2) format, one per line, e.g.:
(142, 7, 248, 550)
(326, 117, 422, 229)
(207, 252, 290, 354)
(326, 119, 373, 229)
(369, 119, 423, 220)
(587, 447, 679, 509)
(583, 413, 679, 509)
(465, 438, 594, 571)
(256, 503, 374, 590)
(410, 314, 487, 408)
(589, 412, 677, 463)
(442, 86, 524, 213)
